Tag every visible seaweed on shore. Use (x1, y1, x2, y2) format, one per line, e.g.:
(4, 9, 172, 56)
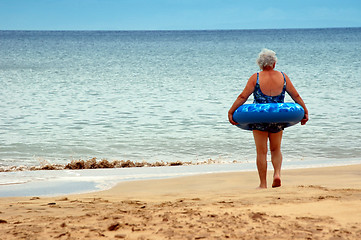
(64, 158, 115, 169)
(0, 157, 233, 172)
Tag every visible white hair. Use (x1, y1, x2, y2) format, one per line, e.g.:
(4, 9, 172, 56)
(256, 48, 278, 70)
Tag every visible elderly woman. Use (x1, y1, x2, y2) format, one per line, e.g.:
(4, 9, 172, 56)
(228, 49, 308, 189)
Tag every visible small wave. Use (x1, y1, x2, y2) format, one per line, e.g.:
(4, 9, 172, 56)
(0, 157, 241, 172)
(0, 180, 31, 186)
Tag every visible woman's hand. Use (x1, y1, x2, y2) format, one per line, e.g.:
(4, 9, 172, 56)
(228, 111, 238, 125)
(301, 113, 309, 125)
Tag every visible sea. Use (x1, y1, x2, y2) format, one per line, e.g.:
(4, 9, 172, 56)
(1, 28, 361, 196)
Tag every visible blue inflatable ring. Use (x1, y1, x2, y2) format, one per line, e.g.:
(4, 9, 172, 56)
(233, 103, 305, 130)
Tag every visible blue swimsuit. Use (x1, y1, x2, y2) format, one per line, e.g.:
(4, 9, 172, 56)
(250, 72, 287, 133)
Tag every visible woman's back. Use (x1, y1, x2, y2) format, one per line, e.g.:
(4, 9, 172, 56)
(258, 71, 285, 96)
(253, 70, 286, 104)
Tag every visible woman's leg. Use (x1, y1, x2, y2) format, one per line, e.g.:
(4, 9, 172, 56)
(269, 131, 283, 187)
(253, 130, 269, 188)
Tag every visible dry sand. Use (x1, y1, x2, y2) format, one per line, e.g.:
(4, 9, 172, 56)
(1, 164, 361, 239)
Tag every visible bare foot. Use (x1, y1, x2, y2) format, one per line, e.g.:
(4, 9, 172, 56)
(272, 178, 281, 188)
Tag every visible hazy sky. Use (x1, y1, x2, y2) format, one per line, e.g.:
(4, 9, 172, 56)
(1, 0, 361, 30)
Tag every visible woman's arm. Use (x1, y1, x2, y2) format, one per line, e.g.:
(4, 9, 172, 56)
(284, 73, 309, 125)
(228, 73, 257, 125)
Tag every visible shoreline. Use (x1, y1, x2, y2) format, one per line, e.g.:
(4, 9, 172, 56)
(1, 159, 361, 198)
(90, 163, 361, 200)
(1, 160, 361, 198)
(1, 164, 361, 239)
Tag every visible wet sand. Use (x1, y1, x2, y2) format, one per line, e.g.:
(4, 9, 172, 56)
(1, 164, 361, 239)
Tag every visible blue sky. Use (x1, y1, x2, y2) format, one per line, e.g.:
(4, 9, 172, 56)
(1, 0, 361, 30)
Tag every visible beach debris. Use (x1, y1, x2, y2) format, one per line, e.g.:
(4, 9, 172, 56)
(169, 161, 183, 166)
(249, 212, 267, 221)
(54, 232, 69, 238)
(119, 160, 136, 168)
(1, 157, 241, 172)
(114, 234, 127, 238)
(108, 222, 122, 231)
(84, 157, 97, 168)
(0, 219, 7, 224)
(39, 164, 63, 170)
(65, 160, 86, 169)
(195, 235, 208, 239)
(97, 159, 115, 168)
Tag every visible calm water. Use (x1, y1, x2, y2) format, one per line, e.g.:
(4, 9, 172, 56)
(1, 28, 361, 169)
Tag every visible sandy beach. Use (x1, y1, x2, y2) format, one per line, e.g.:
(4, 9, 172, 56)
(1, 164, 361, 240)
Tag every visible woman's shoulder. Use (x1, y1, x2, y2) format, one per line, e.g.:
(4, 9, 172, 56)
(279, 71, 291, 82)
(248, 72, 258, 84)
(251, 72, 258, 77)
(278, 71, 289, 78)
